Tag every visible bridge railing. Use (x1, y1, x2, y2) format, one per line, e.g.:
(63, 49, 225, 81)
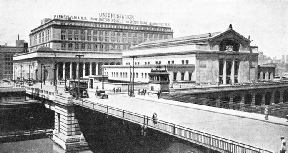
(73, 98, 272, 153)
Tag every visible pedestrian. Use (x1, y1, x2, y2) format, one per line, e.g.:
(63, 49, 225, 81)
(143, 89, 146, 96)
(152, 113, 158, 124)
(280, 136, 287, 153)
(157, 91, 160, 99)
(264, 106, 269, 120)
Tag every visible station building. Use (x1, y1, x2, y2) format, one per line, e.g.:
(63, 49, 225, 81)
(13, 14, 173, 84)
(104, 24, 272, 90)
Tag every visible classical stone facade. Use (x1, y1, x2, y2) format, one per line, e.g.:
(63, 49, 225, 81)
(105, 24, 260, 85)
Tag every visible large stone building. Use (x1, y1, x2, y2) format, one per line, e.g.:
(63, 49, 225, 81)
(104, 24, 265, 89)
(13, 14, 173, 83)
(0, 37, 28, 80)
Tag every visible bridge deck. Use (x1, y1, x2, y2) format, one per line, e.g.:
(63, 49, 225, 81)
(84, 91, 287, 152)
(22, 83, 288, 152)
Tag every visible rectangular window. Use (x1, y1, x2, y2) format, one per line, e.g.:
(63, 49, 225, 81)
(173, 72, 177, 81)
(87, 44, 91, 50)
(186, 60, 189, 64)
(93, 44, 98, 51)
(172, 60, 174, 64)
(61, 43, 66, 50)
(81, 43, 85, 50)
(74, 35, 79, 40)
(181, 73, 184, 80)
(182, 60, 185, 64)
(75, 43, 79, 49)
(168, 61, 170, 64)
(68, 43, 73, 50)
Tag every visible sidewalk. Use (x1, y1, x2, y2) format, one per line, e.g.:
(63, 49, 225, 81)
(132, 94, 288, 126)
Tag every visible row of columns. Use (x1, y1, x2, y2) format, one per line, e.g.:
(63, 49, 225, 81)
(58, 62, 100, 80)
(222, 59, 237, 84)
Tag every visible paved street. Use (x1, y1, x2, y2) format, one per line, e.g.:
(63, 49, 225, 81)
(23, 83, 288, 152)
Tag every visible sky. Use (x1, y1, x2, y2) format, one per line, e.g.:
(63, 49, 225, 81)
(0, 0, 287, 59)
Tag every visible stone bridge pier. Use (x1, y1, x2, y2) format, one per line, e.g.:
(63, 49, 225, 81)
(50, 95, 89, 152)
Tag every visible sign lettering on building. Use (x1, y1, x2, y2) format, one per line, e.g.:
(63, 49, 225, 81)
(53, 13, 170, 27)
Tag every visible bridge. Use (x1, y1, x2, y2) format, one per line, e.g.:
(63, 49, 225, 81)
(17, 83, 288, 153)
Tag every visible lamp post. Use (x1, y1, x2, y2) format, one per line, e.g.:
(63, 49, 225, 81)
(20, 65, 23, 85)
(43, 65, 50, 85)
(75, 55, 84, 99)
(14, 66, 17, 83)
(28, 65, 32, 82)
(131, 56, 135, 97)
(41, 64, 44, 89)
(54, 54, 58, 92)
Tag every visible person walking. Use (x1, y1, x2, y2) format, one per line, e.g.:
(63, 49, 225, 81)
(280, 136, 287, 153)
(264, 106, 269, 120)
(157, 91, 160, 99)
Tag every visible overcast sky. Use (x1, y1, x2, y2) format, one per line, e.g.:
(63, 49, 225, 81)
(0, 0, 287, 58)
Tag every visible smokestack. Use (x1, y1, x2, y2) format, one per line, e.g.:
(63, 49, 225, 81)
(18, 34, 19, 40)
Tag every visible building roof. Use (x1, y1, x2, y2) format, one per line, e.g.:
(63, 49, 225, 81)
(133, 24, 250, 49)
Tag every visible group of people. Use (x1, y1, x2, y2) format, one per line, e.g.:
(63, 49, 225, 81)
(138, 88, 147, 96)
(112, 87, 121, 93)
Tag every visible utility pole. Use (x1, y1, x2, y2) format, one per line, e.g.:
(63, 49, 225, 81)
(131, 56, 135, 97)
(75, 55, 84, 99)
(54, 54, 58, 92)
(20, 65, 23, 85)
(41, 64, 43, 89)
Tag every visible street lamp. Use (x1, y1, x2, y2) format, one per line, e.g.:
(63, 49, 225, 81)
(28, 65, 32, 83)
(41, 64, 44, 89)
(14, 66, 17, 83)
(20, 65, 23, 85)
(53, 54, 58, 92)
(75, 55, 84, 99)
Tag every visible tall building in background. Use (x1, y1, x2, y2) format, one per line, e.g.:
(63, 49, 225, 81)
(14, 14, 173, 83)
(0, 36, 28, 80)
(29, 14, 173, 52)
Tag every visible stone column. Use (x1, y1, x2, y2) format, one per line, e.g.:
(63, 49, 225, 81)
(231, 60, 235, 84)
(83, 63, 86, 77)
(261, 93, 266, 105)
(96, 63, 99, 75)
(223, 59, 227, 84)
(57, 63, 61, 80)
(279, 90, 284, 103)
(229, 97, 234, 109)
(240, 95, 245, 110)
(63, 62, 66, 80)
(89, 62, 92, 76)
(70, 62, 72, 79)
(76, 63, 79, 79)
(251, 93, 256, 106)
(271, 91, 275, 105)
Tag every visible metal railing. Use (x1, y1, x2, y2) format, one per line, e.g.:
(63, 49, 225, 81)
(21, 86, 273, 153)
(73, 98, 272, 153)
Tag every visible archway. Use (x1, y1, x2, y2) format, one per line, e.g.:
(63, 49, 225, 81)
(110, 62, 115, 65)
(255, 93, 262, 106)
(284, 90, 288, 103)
(244, 94, 252, 105)
(265, 92, 272, 105)
(116, 62, 121, 65)
(274, 91, 280, 104)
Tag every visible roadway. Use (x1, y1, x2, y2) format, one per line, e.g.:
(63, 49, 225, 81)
(22, 83, 288, 152)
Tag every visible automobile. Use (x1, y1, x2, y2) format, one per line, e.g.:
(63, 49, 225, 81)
(95, 89, 108, 99)
(273, 76, 281, 82)
(68, 80, 89, 98)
